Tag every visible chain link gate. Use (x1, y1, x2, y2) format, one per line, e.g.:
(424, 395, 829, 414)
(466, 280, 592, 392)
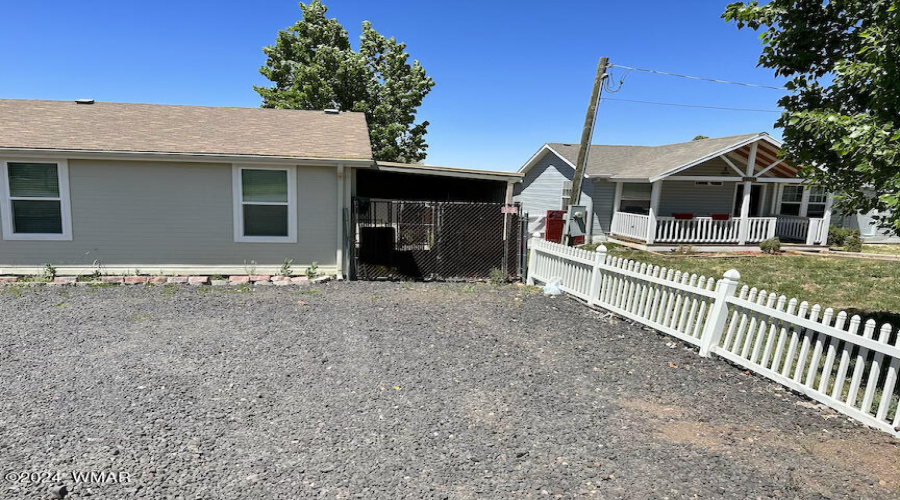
(351, 199, 527, 281)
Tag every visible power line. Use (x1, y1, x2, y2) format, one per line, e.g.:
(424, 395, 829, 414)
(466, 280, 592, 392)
(608, 64, 787, 91)
(601, 97, 782, 113)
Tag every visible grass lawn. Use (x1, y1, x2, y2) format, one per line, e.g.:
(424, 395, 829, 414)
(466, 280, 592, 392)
(580, 242, 900, 323)
(859, 244, 900, 256)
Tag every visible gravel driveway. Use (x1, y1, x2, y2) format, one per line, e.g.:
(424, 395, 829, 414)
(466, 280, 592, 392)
(1, 282, 898, 499)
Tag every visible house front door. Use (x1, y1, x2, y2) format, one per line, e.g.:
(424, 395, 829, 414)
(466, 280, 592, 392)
(733, 184, 763, 216)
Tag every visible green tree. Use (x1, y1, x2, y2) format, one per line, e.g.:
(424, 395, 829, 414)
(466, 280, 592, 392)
(692, 135, 709, 141)
(724, 1, 900, 234)
(255, 1, 435, 162)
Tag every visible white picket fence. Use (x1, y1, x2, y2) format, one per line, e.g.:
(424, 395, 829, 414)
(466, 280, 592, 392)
(528, 238, 900, 437)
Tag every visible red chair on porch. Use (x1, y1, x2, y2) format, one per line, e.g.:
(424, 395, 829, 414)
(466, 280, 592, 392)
(672, 213, 695, 220)
(709, 213, 731, 221)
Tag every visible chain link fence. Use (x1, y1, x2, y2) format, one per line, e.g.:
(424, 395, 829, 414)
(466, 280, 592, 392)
(352, 199, 527, 281)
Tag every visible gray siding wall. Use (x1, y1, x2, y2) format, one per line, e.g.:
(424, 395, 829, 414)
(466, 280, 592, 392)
(0, 159, 338, 267)
(590, 179, 616, 239)
(658, 181, 736, 217)
(514, 151, 573, 217)
(513, 150, 616, 241)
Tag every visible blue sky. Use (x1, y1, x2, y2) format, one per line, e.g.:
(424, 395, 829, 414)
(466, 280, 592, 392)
(0, 1, 787, 171)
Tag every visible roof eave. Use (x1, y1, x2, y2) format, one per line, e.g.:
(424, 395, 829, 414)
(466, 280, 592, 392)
(374, 161, 523, 182)
(0, 148, 376, 166)
(518, 144, 577, 175)
(647, 133, 779, 183)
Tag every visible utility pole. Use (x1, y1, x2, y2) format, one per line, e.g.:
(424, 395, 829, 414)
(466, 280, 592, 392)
(564, 57, 609, 245)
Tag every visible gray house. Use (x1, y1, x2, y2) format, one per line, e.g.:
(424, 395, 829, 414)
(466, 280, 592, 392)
(0, 99, 520, 277)
(515, 133, 834, 251)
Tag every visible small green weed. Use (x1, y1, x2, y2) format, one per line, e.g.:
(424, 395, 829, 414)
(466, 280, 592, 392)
(306, 261, 319, 279)
(280, 258, 293, 277)
(299, 288, 323, 296)
(42, 263, 57, 281)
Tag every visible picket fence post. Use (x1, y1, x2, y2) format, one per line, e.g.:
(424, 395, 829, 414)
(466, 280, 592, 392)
(587, 244, 607, 305)
(526, 233, 540, 285)
(698, 269, 741, 357)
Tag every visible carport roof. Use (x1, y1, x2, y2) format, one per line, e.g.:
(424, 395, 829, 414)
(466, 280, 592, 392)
(0, 99, 373, 162)
(375, 161, 523, 182)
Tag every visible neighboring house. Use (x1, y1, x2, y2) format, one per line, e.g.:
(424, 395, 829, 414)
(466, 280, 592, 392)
(515, 133, 834, 251)
(0, 99, 520, 277)
(834, 189, 900, 244)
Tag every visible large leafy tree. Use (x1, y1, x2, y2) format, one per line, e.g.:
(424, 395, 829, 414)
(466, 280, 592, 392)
(724, 1, 900, 234)
(255, 1, 435, 162)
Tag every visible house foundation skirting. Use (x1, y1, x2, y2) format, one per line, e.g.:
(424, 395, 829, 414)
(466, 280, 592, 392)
(0, 264, 339, 277)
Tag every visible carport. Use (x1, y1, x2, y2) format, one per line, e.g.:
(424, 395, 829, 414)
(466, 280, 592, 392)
(351, 163, 525, 280)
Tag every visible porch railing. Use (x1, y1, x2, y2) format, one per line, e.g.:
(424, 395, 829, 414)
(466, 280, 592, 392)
(610, 212, 650, 241)
(655, 217, 740, 243)
(655, 217, 776, 244)
(776, 215, 828, 244)
(611, 212, 778, 244)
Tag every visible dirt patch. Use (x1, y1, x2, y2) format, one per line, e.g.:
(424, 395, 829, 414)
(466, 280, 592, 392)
(810, 438, 900, 489)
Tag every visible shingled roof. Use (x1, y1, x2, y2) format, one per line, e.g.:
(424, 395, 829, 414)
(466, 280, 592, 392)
(540, 133, 779, 180)
(0, 99, 373, 161)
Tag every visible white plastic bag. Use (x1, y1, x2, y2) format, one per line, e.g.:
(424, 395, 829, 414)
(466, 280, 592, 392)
(543, 278, 563, 296)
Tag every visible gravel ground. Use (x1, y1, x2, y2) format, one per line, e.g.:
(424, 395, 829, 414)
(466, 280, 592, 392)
(1, 281, 899, 499)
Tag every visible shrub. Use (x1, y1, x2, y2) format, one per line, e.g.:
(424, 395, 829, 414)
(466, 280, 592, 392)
(844, 233, 862, 252)
(828, 225, 854, 246)
(760, 237, 781, 254)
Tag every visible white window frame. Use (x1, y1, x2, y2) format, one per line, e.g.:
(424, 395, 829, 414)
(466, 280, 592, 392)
(232, 165, 297, 243)
(0, 159, 73, 241)
(560, 180, 573, 209)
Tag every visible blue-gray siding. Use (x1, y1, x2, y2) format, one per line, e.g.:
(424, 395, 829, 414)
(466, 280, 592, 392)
(514, 150, 616, 241)
(0, 159, 339, 268)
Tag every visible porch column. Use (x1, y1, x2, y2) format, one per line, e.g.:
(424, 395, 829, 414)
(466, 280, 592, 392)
(613, 182, 623, 213)
(813, 192, 835, 246)
(819, 193, 834, 247)
(646, 181, 661, 244)
(738, 180, 752, 245)
(738, 142, 759, 245)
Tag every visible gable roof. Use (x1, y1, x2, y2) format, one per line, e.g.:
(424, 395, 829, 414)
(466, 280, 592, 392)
(0, 99, 373, 162)
(523, 133, 791, 181)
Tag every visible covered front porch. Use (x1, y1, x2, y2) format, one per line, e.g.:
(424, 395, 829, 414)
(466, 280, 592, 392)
(605, 137, 832, 250)
(611, 211, 828, 247)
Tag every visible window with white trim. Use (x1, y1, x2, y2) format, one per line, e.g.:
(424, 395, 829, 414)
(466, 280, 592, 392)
(779, 185, 827, 217)
(233, 166, 297, 242)
(807, 186, 827, 217)
(0, 160, 72, 240)
(560, 180, 573, 209)
(620, 183, 652, 214)
(779, 185, 804, 216)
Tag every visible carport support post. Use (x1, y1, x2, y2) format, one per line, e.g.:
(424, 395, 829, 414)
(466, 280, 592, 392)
(698, 269, 741, 357)
(526, 233, 540, 285)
